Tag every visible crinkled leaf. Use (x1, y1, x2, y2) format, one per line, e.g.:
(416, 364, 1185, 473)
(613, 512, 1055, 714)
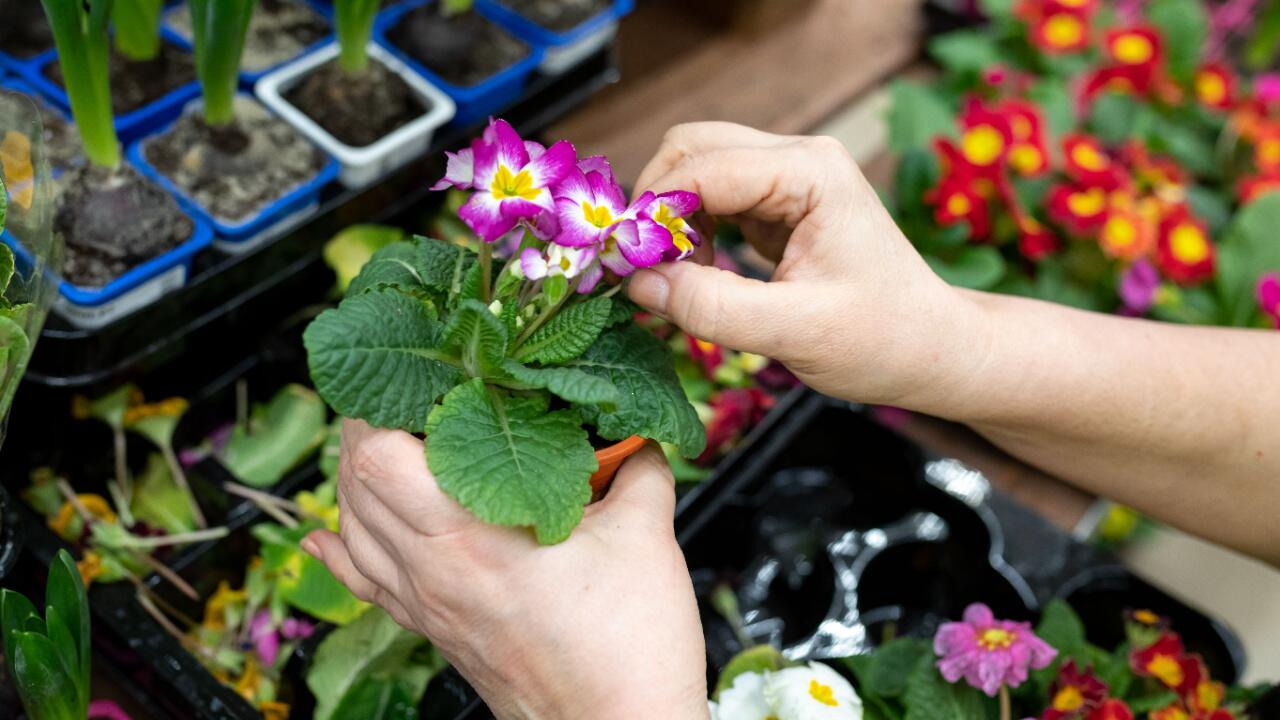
(451, 261, 485, 311)
(307, 607, 445, 720)
(305, 291, 461, 431)
(568, 325, 706, 458)
(903, 653, 991, 720)
(514, 296, 611, 365)
(0, 243, 12, 296)
(1146, 0, 1206, 84)
(223, 384, 328, 488)
(845, 638, 930, 699)
(605, 296, 640, 328)
(425, 380, 595, 544)
(11, 631, 81, 720)
(129, 453, 196, 534)
(443, 299, 508, 378)
(0, 314, 30, 417)
(324, 225, 406, 294)
(347, 236, 471, 303)
(254, 523, 368, 625)
(1217, 193, 1280, 326)
(500, 360, 619, 406)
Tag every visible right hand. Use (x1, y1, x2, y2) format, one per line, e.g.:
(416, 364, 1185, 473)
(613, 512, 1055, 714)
(627, 122, 988, 409)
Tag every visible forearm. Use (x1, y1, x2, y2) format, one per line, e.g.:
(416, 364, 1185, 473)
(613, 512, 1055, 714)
(910, 289, 1280, 565)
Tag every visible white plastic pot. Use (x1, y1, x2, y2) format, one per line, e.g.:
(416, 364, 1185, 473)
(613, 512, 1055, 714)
(256, 41, 457, 189)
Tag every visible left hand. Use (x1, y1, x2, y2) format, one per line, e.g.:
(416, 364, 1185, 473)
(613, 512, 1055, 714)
(302, 420, 711, 720)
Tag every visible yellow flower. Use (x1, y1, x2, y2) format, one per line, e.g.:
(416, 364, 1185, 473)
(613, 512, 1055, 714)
(123, 397, 189, 426)
(202, 581, 247, 632)
(76, 551, 105, 588)
(49, 495, 117, 541)
(260, 701, 291, 720)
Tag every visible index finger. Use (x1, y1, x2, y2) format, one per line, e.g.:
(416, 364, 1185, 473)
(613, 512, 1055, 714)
(633, 122, 790, 198)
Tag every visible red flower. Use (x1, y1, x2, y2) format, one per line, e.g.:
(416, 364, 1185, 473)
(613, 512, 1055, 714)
(1103, 26, 1163, 92)
(1150, 705, 1190, 720)
(1155, 211, 1216, 286)
(1031, 11, 1091, 53)
(1019, 219, 1060, 261)
(1082, 66, 1141, 104)
(1236, 173, 1280, 204)
(1189, 678, 1227, 714)
(929, 175, 992, 240)
(1042, 661, 1109, 719)
(1252, 126, 1280, 173)
(1063, 134, 1127, 189)
(685, 335, 724, 377)
(957, 97, 1015, 172)
(1048, 183, 1109, 236)
(700, 388, 774, 463)
(1120, 142, 1187, 193)
(1130, 632, 1208, 697)
(1194, 64, 1236, 110)
(1088, 699, 1134, 720)
(999, 99, 1051, 177)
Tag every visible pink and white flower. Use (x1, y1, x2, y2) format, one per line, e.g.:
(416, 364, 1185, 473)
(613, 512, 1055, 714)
(934, 602, 1057, 697)
(520, 243, 604, 293)
(449, 119, 577, 243)
(640, 190, 703, 261)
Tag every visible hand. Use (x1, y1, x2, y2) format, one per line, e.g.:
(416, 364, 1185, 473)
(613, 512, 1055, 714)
(628, 122, 989, 409)
(302, 420, 710, 720)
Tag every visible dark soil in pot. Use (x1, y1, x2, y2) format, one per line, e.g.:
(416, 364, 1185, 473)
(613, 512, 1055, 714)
(54, 164, 194, 288)
(44, 41, 197, 116)
(168, 0, 329, 73)
(0, 0, 52, 59)
(0, 91, 82, 174)
(386, 6, 529, 87)
(284, 57, 428, 147)
(500, 0, 612, 31)
(142, 97, 325, 223)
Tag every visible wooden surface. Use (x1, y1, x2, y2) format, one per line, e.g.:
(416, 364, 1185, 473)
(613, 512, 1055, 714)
(550, 0, 925, 184)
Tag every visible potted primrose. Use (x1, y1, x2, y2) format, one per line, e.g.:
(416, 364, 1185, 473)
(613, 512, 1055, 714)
(23, 0, 201, 143)
(304, 119, 707, 543)
(257, 0, 457, 188)
(379, 0, 543, 125)
(477, 0, 636, 75)
(164, 0, 332, 87)
(131, 0, 338, 254)
(9, 0, 212, 330)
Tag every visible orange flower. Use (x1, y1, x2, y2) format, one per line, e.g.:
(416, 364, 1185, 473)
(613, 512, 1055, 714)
(1237, 173, 1280, 204)
(1253, 127, 1280, 173)
(1190, 679, 1225, 713)
(1156, 211, 1216, 286)
(1194, 64, 1236, 110)
(1149, 706, 1190, 720)
(1099, 205, 1156, 260)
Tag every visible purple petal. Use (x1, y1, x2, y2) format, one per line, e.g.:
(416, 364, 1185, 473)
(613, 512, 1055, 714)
(552, 167, 594, 207)
(490, 119, 530, 170)
(88, 700, 134, 720)
(577, 155, 614, 178)
(628, 191, 659, 221)
(934, 622, 977, 655)
(527, 209, 560, 241)
(1257, 272, 1280, 313)
(553, 196, 607, 248)
(657, 190, 701, 217)
(525, 140, 576, 190)
(472, 138, 499, 190)
(962, 603, 995, 627)
(614, 218, 672, 270)
(500, 196, 547, 220)
(525, 141, 546, 160)
(937, 654, 972, 684)
(577, 261, 604, 294)
(250, 610, 280, 666)
(461, 192, 519, 243)
(281, 617, 316, 640)
(588, 170, 628, 216)
(430, 148, 476, 191)
(599, 235, 633, 276)
(521, 247, 549, 279)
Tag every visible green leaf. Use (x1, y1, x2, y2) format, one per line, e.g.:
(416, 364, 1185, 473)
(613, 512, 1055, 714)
(605, 296, 640, 328)
(1026, 81, 1074, 146)
(929, 31, 1002, 75)
(903, 653, 989, 720)
(887, 81, 957, 155)
(1245, 0, 1280, 70)
(1031, 599, 1087, 691)
(849, 638, 930, 698)
(979, 0, 1013, 20)
(1216, 193, 1280, 326)
(567, 325, 706, 458)
(1089, 93, 1146, 145)
(442, 299, 509, 379)
(1128, 690, 1179, 713)
(925, 247, 1007, 290)
(45, 550, 88, 709)
(452, 261, 486, 310)
(223, 384, 328, 488)
(500, 360, 619, 406)
(346, 236, 471, 303)
(330, 677, 420, 720)
(894, 149, 940, 221)
(305, 291, 462, 431)
(43, 607, 81, 713)
(1, 589, 40, 665)
(0, 243, 13, 296)
(1186, 185, 1232, 236)
(254, 524, 368, 625)
(0, 314, 30, 418)
(714, 645, 789, 698)
(514, 296, 612, 365)
(425, 380, 596, 544)
(307, 607, 446, 720)
(1147, 115, 1215, 178)
(11, 631, 82, 720)
(324, 225, 406, 294)
(129, 453, 196, 534)
(1146, 0, 1206, 84)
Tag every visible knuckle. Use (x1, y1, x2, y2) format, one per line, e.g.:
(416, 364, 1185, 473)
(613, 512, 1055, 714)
(347, 432, 395, 482)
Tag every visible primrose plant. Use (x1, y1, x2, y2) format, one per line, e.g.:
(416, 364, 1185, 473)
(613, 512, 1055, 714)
(305, 119, 707, 543)
(40, 0, 119, 168)
(188, 0, 255, 128)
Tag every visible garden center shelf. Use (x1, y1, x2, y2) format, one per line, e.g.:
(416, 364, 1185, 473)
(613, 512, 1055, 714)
(20, 47, 620, 394)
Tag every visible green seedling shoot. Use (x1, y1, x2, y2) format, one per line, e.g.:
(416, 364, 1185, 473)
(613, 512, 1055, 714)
(40, 0, 120, 168)
(0, 550, 90, 720)
(188, 0, 255, 127)
(441, 0, 473, 15)
(112, 0, 165, 62)
(334, 0, 381, 75)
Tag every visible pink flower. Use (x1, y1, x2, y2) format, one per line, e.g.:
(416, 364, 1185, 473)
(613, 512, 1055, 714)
(281, 617, 316, 640)
(934, 603, 1057, 697)
(1119, 259, 1160, 314)
(450, 119, 577, 242)
(1257, 74, 1280, 105)
(88, 700, 133, 720)
(1257, 272, 1280, 327)
(639, 191, 703, 261)
(520, 243, 604, 293)
(249, 609, 281, 666)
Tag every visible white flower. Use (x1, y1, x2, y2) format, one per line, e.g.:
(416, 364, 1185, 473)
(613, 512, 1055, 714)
(763, 663, 862, 720)
(714, 671, 774, 720)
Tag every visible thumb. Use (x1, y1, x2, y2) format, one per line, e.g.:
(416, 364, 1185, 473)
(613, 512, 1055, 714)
(595, 443, 676, 523)
(627, 261, 783, 355)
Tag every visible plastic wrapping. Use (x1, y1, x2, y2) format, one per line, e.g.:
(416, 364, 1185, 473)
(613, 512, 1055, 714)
(0, 86, 60, 445)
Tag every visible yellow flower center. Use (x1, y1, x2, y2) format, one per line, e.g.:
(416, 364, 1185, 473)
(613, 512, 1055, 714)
(1103, 216, 1137, 248)
(695, 339, 717, 354)
(654, 203, 694, 255)
(1113, 34, 1154, 65)
(1197, 681, 1222, 710)
(809, 679, 839, 707)
(978, 628, 1016, 650)
(1196, 72, 1227, 106)
(490, 165, 540, 202)
(962, 125, 1006, 166)
(1258, 139, 1280, 166)
(1068, 188, 1106, 217)
(1169, 223, 1209, 264)
(1010, 144, 1044, 174)
(1133, 609, 1160, 625)
(1147, 654, 1185, 688)
(1058, 0, 1088, 6)
(946, 193, 973, 216)
(581, 201, 615, 229)
(1052, 685, 1086, 711)
(1072, 143, 1109, 172)
(1044, 14, 1085, 48)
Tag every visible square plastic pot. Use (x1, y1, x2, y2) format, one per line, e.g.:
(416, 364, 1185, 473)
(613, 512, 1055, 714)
(16, 29, 202, 144)
(127, 95, 340, 255)
(377, 0, 544, 126)
(256, 40, 456, 189)
(477, 0, 633, 75)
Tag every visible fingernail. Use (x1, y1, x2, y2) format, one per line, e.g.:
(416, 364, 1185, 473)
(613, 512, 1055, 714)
(300, 536, 321, 560)
(628, 269, 670, 314)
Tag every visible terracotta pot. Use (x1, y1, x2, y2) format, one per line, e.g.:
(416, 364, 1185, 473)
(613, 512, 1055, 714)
(590, 435, 647, 498)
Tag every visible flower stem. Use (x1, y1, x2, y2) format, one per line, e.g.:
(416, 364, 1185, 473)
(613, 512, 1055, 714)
(513, 279, 577, 348)
(161, 443, 208, 529)
(999, 685, 1010, 720)
(479, 243, 493, 305)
